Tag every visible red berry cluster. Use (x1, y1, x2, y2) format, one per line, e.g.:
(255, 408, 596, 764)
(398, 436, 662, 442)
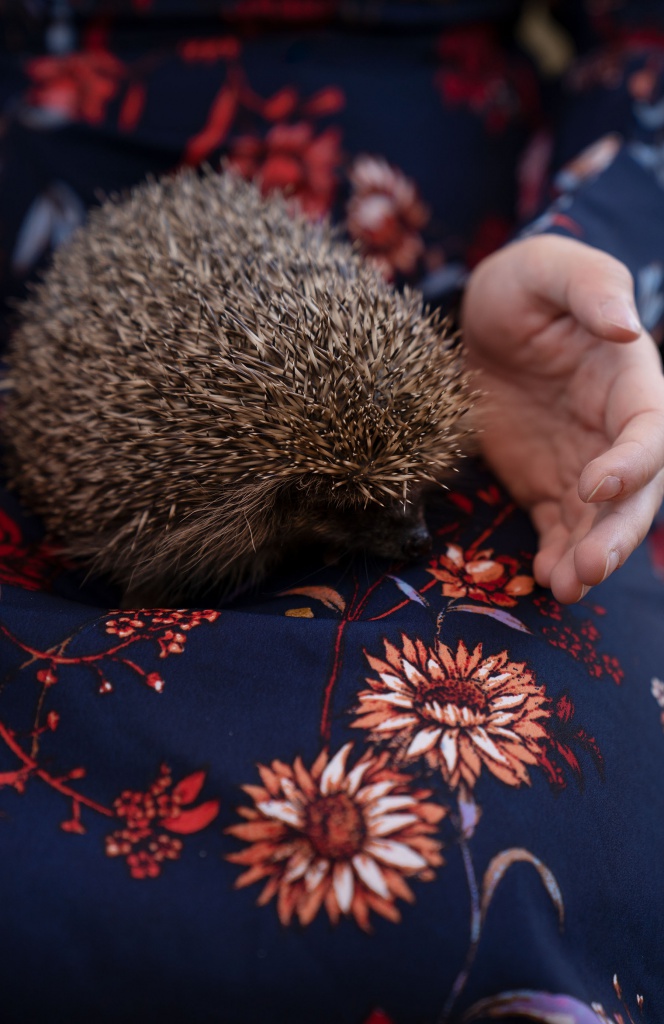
(532, 594, 563, 620)
(104, 609, 220, 660)
(534, 597, 623, 684)
(105, 764, 184, 879)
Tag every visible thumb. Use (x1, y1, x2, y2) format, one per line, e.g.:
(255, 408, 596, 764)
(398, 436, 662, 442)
(525, 235, 642, 341)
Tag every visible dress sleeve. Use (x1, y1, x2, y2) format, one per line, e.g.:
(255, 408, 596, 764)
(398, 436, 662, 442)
(521, 1, 664, 340)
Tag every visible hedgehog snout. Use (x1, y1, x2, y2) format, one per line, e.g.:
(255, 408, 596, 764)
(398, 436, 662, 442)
(350, 500, 433, 563)
(399, 523, 433, 561)
(370, 520, 432, 562)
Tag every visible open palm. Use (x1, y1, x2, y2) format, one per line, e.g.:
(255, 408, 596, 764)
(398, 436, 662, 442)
(462, 235, 664, 603)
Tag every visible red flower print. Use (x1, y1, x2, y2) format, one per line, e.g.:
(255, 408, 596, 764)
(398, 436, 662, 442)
(24, 52, 126, 127)
(354, 636, 551, 790)
(568, 51, 624, 92)
(346, 156, 430, 280)
(427, 543, 534, 608)
(104, 608, 219, 662)
(0, 509, 60, 591)
(539, 693, 604, 791)
(106, 764, 220, 879)
(534, 600, 624, 685)
(436, 26, 539, 133)
(464, 214, 512, 269)
(226, 744, 445, 931)
(532, 595, 563, 621)
(228, 121, 342, 217)
(179, 37, 241, 63)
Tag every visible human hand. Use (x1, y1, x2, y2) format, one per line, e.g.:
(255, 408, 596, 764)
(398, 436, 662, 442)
(461, 234, 664, 603)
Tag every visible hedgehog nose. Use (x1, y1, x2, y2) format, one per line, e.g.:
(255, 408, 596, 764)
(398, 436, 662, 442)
(402, 525, 432, 561)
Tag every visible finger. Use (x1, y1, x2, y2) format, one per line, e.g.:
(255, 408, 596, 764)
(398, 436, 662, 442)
(523, 236, 642, 341)
(533, 521, 569, 588)
(549, 547, 590, 604)
(578, 333, 664, 501)
(531, 497, 592, 588)
(576, 473, 664, 582)
(579, 415, 664, 503)
(552, 471, 664, 600)
(535, 503, 596, 595)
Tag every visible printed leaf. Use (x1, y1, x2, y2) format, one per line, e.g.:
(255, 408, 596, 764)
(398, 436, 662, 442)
(449, 493, 473, 514)
(280, 586, 345, 613)
(458, 786, 481, 840)
(651, 676, 664, 709)
(387, 576, 429, 607)
(11, 195, 52, 273)
(636, 97, 664, 130)
(183, 86, 237, 166)
(285, 607, 314, 618)
(173, 770, 206, 805)
(262, 86, 298, 121)
(450, 603, 531, 634)
(302, 86, 345, 116)
(162, 800, 220, 834)
(11, 181, 84, 275)
(118, 81, 146, 133)
(461, 989, 601, 1023)
(481, 848, 564, 929)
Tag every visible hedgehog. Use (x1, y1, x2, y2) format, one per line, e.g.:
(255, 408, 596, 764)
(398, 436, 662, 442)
(3, 168, 472, 607)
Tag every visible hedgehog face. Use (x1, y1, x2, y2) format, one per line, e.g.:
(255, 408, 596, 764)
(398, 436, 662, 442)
(327, 501, 433, 562)
(274, 483, 433, 564)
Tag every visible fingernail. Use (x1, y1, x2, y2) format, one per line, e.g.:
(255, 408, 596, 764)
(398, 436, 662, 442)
(602, 549, 620, 582)
(580, 584, 590, 599)
(599, 299, 641, 335)
(587, 475, 623, 502)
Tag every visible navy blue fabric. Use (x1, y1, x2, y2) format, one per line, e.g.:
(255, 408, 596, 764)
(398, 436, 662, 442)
(1, 4, 664, 1024)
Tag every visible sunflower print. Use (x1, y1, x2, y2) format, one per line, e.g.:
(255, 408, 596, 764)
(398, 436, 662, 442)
(353, 636, 551, 790)
(225, 742, 446, 931)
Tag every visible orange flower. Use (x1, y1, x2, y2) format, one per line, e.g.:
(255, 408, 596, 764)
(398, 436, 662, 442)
(427, 544, 534, 608)
(228, 121, 342, 217)
(225, 744, 445, 930)
(354, 636, 551, 790)
(346, 156, 429, 279)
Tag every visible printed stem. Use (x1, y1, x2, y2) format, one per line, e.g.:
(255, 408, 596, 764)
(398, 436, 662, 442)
(352, 569, 394, 620)
(368, 578, 438, 622)
(368, 599, 409, 622)
(0, 620, 140, 666)
(320, 578, 359, 743)
(30, 683, 49, 760)
(0, 720, 112, 817)
(53, 613, 110, 655)
(465, 503, 515, 560)
(120, 658, 148, 679)
(439, 838, 482, 1024)
(436, 598, 458, 637)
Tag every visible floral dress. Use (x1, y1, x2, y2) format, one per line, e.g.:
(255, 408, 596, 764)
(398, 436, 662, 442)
(1, 2, 664, 1022)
